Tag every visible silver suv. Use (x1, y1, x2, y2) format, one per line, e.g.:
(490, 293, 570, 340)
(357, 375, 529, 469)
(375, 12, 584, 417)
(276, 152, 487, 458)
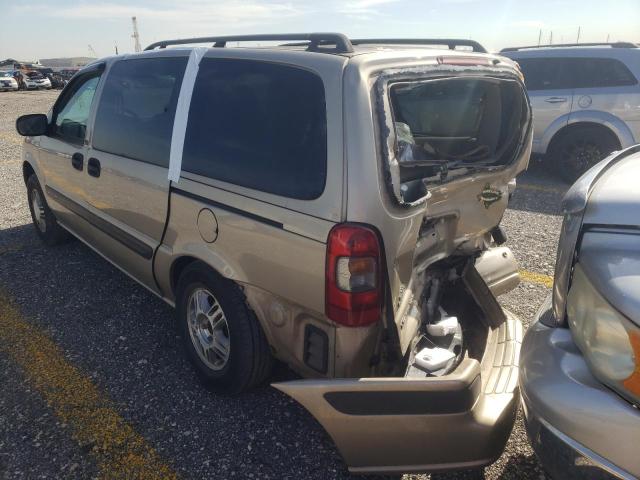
(501, 42, 640, 182)
(521, 145, 640, 479)
(16, 34, 532, 474)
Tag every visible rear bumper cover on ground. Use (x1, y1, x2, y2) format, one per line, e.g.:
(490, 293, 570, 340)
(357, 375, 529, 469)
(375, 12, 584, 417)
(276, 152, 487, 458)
(520, 298, 640, 480)
(274, 313, 522, 475)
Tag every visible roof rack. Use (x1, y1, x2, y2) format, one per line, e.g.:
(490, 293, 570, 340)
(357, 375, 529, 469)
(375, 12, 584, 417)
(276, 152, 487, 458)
(144, 33, 488, 55)
(350, 38, 486, 53)
(144, 33, 354, 53)
(501, 42, 638, 52)
(284, 38, 487, 53)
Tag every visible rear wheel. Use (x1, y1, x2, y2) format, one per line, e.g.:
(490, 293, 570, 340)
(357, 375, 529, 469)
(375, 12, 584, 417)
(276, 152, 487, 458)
(26, 175, 70, 245)
(550, 126, 620, 184)
(176, 262, 273, 394)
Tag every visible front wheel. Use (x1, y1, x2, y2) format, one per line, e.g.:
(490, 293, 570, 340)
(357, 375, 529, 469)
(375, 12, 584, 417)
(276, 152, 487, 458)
(26, 175, 70, 245)
(176, 263, 273, 394)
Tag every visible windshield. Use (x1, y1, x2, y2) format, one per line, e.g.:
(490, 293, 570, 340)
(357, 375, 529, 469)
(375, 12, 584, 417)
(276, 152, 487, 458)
(0, 72, 11, 78)
(26, 72, 43, 79)
(389, 77, 528, 184)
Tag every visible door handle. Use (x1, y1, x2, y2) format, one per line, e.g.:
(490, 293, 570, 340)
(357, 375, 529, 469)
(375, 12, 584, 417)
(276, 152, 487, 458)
(545, 97, 567, 104)
(71, 152, 83, 171)
(87, 157, 101, 178)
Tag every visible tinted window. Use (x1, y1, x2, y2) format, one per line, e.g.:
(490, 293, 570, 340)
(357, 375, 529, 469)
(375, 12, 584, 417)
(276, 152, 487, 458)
(52, 73, 101, 144)
(569, 58, 638, 88)
(516, 58, 572, 91)
(93, 57, 187, 167)
(183, 58, 327, 200)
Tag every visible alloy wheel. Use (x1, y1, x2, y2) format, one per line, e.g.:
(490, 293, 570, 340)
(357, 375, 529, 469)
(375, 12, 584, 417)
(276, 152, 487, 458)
(187, 288, 231, 371)
(31, 188, 46, 233)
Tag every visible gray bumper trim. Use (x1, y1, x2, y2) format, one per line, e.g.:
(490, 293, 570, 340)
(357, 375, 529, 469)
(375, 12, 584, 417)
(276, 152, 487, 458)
(520, 297, 640, 479)
(525, 412, 636, 480)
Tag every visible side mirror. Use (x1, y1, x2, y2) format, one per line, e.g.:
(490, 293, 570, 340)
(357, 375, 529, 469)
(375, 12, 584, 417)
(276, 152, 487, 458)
(16, 114, 48, 136)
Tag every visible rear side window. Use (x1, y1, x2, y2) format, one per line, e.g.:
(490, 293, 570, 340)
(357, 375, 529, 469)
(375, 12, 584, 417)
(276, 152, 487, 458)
(569, 58, 638, 88)
(182, 58, 327, 200)
(515, 58, 572, 90)
(92, 57, 187, 167)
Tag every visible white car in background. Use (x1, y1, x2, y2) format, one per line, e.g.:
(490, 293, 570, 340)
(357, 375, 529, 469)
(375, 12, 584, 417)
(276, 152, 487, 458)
(501, 42, 640, 183)
(24, 71, 52, 90)
(0, 71, 18, 91)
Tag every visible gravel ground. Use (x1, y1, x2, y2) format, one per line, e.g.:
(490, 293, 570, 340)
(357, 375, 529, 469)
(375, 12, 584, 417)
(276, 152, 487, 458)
(0, 90, 566, 479)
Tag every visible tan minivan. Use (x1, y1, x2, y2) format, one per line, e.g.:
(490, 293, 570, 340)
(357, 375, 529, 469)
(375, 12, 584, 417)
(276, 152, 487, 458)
(16, 34, 532, 475)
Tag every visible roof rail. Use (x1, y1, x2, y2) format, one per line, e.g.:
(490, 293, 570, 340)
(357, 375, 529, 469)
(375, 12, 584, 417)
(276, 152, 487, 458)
(144, 33, 354, 54)
(501, 42, 638, 52)
(350, 38, 487, 53)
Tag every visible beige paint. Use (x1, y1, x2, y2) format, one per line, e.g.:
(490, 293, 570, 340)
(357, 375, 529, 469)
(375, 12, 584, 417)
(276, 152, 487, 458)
(274, 313, 523, 474)
(27, 47, 529, 381)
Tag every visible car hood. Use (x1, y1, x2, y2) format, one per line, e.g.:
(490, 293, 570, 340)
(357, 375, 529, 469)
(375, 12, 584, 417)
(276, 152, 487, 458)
(583, 150, 640, 228)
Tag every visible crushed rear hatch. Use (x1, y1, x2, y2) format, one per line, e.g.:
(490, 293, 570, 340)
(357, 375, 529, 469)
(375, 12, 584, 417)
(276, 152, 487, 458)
(275, 58, 532, 474)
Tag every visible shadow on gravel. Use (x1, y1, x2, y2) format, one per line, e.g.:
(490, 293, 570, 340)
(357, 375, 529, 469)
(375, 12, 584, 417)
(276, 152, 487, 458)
(509, 161, 568, 216)
(0, 220, 548, 480)
(0, 223, 359, 479)
(496, 452, 547, 480)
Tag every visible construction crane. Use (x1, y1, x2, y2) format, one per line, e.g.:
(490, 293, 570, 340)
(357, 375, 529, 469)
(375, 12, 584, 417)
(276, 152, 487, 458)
(131, 16, 142, 53)
(88, 44, 97, 57)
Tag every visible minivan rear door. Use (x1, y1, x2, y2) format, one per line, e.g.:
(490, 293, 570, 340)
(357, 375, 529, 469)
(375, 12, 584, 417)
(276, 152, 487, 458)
(81, 54, 189, 292)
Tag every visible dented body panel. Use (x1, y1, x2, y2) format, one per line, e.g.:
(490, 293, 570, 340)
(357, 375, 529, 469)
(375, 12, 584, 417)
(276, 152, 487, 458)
(341, 54, 532, 358)
(21, 41, 532, 475)
(275, 312, 523, 474)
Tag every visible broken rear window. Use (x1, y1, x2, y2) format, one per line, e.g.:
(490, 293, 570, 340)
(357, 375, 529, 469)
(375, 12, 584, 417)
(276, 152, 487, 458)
(387, 76, 528, 203)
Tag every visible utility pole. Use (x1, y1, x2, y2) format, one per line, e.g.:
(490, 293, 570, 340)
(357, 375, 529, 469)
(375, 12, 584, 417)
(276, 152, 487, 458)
(576, 26, 581, 43)
(131, 16, 142, 53)
(538, 29, 542, 46)
(606, 33, 610, 42)
(549, 31, 553, 45)
(88, 44, 97, 57)
(115, 43, 119, 55)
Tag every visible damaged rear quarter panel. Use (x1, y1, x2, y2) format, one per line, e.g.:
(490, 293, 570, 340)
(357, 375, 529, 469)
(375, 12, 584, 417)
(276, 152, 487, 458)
(342, 58, 533, 344)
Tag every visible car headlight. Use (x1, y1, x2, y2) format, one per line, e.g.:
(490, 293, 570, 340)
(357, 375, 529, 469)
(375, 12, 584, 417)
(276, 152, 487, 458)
(551, 145, 640, 325)
(568, 264, 640, 404)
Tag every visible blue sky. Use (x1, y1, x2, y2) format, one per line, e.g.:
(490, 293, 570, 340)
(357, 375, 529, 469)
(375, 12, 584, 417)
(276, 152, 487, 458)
(1, 0, 638, 60)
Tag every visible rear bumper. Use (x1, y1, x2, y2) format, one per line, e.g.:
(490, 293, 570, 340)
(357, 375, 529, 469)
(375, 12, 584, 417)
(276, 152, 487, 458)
(274, 313, 522, 475)
(520, 298, 640, 479)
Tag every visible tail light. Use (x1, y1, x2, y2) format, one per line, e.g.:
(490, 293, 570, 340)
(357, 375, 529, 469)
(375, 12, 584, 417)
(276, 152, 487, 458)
(326, 224, 382, 327)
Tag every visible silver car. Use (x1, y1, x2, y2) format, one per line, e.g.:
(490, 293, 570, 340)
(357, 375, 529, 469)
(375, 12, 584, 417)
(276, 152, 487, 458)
(0, 71, 18, 91)
(501, 43, 640, 182)
(520, 145, 640, 479)
(24, 71, 52, 90)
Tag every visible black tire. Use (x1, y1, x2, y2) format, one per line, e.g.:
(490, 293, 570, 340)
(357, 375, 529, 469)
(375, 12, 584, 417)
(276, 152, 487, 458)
(26, 175, 70, 246)
(176, 262, 273, 394)
(550, 126, 620, 184)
